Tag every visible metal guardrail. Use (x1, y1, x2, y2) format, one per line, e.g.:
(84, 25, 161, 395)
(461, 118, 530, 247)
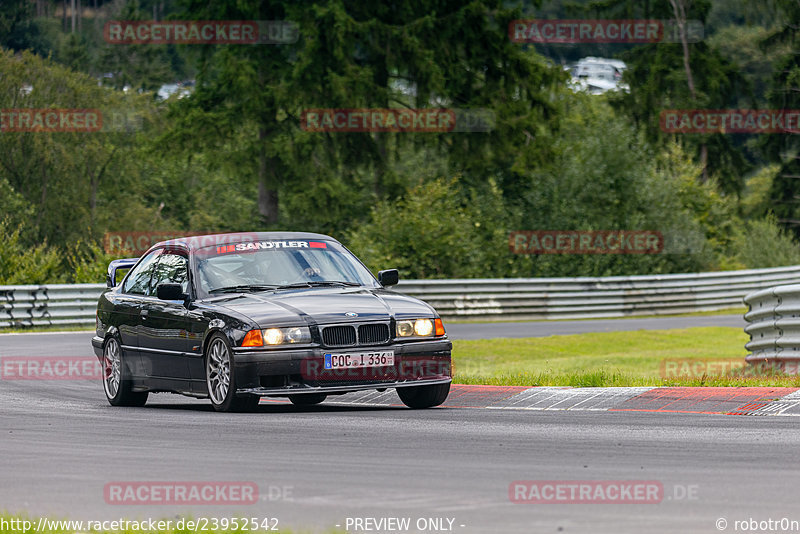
(398, 265, 800, 320)
(3, 265, 800, 328)
(0, 284, 103, 328)
(743, 283, 800, 366)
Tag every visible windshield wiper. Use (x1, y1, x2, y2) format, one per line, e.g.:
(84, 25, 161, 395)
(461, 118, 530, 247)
(276, 281, 362, 289)
(209, 284, 279, 293)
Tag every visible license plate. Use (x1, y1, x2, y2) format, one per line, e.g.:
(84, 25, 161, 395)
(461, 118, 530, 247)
(324, 351, 395, 370)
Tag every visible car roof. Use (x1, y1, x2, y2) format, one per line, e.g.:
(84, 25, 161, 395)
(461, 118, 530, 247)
(154, 232, 340, 252)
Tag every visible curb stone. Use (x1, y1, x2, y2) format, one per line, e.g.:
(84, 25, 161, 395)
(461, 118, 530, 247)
(315, 384, 800, 416)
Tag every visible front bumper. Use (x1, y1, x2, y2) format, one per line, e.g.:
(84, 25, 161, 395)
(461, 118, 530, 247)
(238, 377, 452, 397)
(232, 338, 452, 396)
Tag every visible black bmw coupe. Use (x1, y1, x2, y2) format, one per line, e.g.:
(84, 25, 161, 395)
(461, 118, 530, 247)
(92, 232, 452, 411)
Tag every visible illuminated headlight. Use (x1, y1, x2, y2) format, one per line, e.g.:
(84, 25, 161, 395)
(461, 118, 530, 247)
(242, 326, 311, 347)
(396, 318, 437, 338)
(265, 326, 311, 345)
(414, 318, 433, 336)
(264, 328, 284, 345)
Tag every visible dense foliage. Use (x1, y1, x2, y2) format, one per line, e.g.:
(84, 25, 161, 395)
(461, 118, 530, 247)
(1, 0, 799, 282)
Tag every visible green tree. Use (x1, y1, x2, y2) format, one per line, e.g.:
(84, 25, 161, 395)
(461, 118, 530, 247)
(762, 0, 800, 236)
(95, 0, 181, 91)
(0, 0, 51, 54)
(517, 97, 720, 276)
(728, 215, 800, 269)
(591, 0, 753, 193)
(0, 220, 63, 284)
(0, 49, 161, 247)
(163, 0, 567, 231)
(347, 177, 516, 278)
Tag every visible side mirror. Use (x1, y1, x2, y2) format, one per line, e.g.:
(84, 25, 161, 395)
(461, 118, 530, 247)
(107, 258, 139, 288)
(378, 269, 399, 287)
(157, 283, 188, 301)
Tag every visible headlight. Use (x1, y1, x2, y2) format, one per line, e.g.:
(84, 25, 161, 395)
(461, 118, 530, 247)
(264, 328, 284, 345)
(414, 318, 433, 336)
(284, 327, 310, 343)
(397, 320, 415, 337)
(242, 326, 312, 347)
(395, 318, 444, 338)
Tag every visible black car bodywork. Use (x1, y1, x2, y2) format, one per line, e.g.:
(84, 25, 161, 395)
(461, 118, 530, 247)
(92, 232, 452, 411)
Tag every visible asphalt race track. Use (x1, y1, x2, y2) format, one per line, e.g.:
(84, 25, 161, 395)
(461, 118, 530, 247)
(2, 316, 797, 534)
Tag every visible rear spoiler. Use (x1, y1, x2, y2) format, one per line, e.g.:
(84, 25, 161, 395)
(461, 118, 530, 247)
(106, 258, 139, 288)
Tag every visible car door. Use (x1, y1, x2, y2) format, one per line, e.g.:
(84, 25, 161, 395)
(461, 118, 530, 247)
(116, 249, 162, 377)
(138, 251, 192, 388)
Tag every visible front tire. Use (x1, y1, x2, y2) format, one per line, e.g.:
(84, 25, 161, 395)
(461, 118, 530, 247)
(206, 334, 260, 412)
(103, 336, 148, 407)
(397, 382, 450, 409)
(290, 394, 327, 406)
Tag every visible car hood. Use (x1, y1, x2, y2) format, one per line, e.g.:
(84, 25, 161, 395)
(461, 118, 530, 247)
(212, 287, 435, 327)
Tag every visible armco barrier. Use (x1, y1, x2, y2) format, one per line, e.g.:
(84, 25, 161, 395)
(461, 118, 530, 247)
(744, 283, 800, 367)
(3, 265, 800, 328)
(397, 265, 800, 320)
(0, 284, 103, 328)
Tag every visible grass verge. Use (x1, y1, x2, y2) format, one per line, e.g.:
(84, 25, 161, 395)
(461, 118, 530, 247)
(452, 327, 800, 387)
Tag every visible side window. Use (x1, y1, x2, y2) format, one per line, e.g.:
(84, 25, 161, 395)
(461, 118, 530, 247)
(122, 250, 161, 295)
(150, 253, 189, 294)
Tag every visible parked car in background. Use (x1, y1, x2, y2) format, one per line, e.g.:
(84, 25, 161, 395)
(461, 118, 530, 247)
(569, 57, 629, 95)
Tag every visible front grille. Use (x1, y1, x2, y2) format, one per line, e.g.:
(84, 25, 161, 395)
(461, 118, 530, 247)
(358, 323, 390, 344)
(322, 325, 356, 347)
(320, 322, 391, 347)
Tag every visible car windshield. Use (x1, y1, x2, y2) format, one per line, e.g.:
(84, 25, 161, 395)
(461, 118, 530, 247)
(194, 239, 378, 295)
